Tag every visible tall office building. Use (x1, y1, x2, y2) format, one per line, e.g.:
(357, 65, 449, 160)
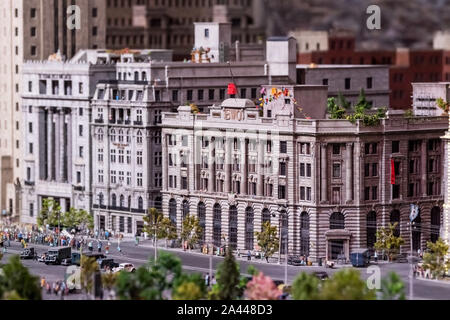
(0, 0, 106, 223)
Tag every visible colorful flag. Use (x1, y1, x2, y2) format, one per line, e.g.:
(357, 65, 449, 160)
(227, 83, 237, 95)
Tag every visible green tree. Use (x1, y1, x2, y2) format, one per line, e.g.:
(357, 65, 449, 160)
(160, 217, 178, 248)
(37, 198, 62, 229)
(337, 92, 351, 110)
(291, 272, 321, 300)
(355, 88, 372, 111)
(422, 238, 450, 279)
(180, 215, 203, 250)
(374, 223, 405, 261)
(0, 255, 42, 300)
(380, 272, 406, 300)
(80, 256, 99, 299)
(62, 208, 94, 232)
(143, 208, 165, 255)
(327, 97, 347, 119)
(172, 273, 206, 300)
(102, 272, 118, 300)
(256, 221, 279, 263)
(436, 98, 449, 114)
(215, 249, 241, 300)
(116, 251, 183, 300)
(320, 269, 376, 300)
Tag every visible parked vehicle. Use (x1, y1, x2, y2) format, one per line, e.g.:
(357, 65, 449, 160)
(45, 247, 72, 265)
(113, 263, 136, 273)
(38, 252, 47, 263)
(287, 255, 307, 266)
(98, 258, 119, 270)
(65, 266, 81, 292)
(20, 247, 37, 260)
(313, 271, 329, 280)
(350, 249, 370, 268)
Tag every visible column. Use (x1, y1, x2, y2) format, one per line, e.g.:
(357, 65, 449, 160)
(58, 109, 65, 182)
(47, 109, 54, 181)
(321, 143, 328, 202)
(208, 138, 215, 192)
(67, 112, 72, 183)
(162, 134, 168, 191)
(345, 143, 353, 203)
(257, 138, 265, 196)
(421, 139, 427, 196)
(225, 138, 232, 193)
(240, 138, 248, 195)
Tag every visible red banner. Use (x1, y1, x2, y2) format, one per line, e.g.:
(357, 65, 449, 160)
(227, 83, 237, 95)
(391, 159, 395, 185)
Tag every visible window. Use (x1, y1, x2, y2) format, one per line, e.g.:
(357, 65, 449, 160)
(31, 27, 36, 37)
(31, 46, 37, 56)
(280, 141, 287, 153)
(77, 171, 81, 184)
(278, 185, 286, 199)
(367, 77, 373, 89)
(31, 8, 36, 18)
(332, 144, 340, 155)
(279, 162, 286, 176)
(392, 141, 400, 153)
(198, 89, 204, 101)
(330, 212, 345, 229)
(245, 207, 254, 250)
(28, 81, 33, 92)
(345, 78, 351, 90)
(187, 90, 193, 101)
(137, 173, 143, 187)
(322, 79, 328, 86)
(29, 203, 34, 217)
(213, 204, 222, 247)
(79, 146, 84, 158)
(392, 184, 400, 199)
(300, 163, 305, 177)
(332, 163, 341, 178)
(29, 143, 33, 154)
(365, 163, 370, 177)
(181, 177, 188, 190)
(204, 28, 209, 38)
(229, 206, 238, 250)
(365, 187, 370, 200)
(372, 186, 378, 200)
(208, 89, 214, 100)
(79, 125, 83, 136)
(92, 8, 98, 17)
(372, 163, 378, 176)
(306, 164, 311, 177)
(172, 90, 179, 101)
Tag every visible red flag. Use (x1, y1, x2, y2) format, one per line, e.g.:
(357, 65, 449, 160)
(227, 83, 237, 95)
(391, 159, 395, 185)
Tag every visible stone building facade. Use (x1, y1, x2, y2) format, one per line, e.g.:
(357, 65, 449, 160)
(161, 85, 447, 262)
(20, 51, 115, 225)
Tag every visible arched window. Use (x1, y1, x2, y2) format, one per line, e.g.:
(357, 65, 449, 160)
(280, 211, 288, 254)
(111, 193, 117, 207)
(118, 129, 124, 142)
(262, 209, 271, 227)
(213, 204, 222, 247)
(229, 206, 238, 250)
(128, 195, 131, 209)
(98, 193, 104, 206)
(169, 199, 177, 228)
(111, 129, 116, 142)
(431, 207, 441, 243)
(245, 207, 254, 250)
(300, 212, 310, 256)
(126, 130, 131, 143)
(134, 71, 139, 81)
(330, 212, 345, 230)
(390, 210, 400, 237)
(198, 202, 206, 244)
(142, 71, 147, 81)
(138, 196, 143, 210)
(120, 194, 125, 208)
(137, 130, 143, 144)
(182, 200, 189, 221)
(367, 211, 377, 248)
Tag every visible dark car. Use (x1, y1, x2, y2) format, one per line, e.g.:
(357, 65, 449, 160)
(98, 258, 119, 270)
(350, 249, 370, 268)
(61, 252, 81, 266)
(20, 247, 37, 260)
(313, 271, 329, 280)
(287, 256, 306, 266)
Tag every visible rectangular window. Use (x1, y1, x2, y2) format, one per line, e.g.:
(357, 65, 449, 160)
(77, 171, 81, 184)
(181, 177, 188, 190)
(365, 163, 370, 177)
(280, 141, 287, 153)
(367, 77, 373, 89)
(172, 90, 179, 101)
(306, 164, 311, 177)
(279, 162, 286, 176)
(28, 122, 33, 133)
(198, 89, 204, 101)
(333, 163, 341, 178)
(278, 185, 286, 199)
(300, 163, 305, 177)
(332, 144, 340, 155)
(322, 79, 328, 86)
(365, 187, 370, 200)
(372, 163, 378, 177)
(187, 90, 193, 101)
(300, 187, 305, 200)
(29, 203, 34, 217)
(372, 186, 378, 200)
(79, 125, 83, 136)
(392, 184, 400, 199)
(392, 141, 400, 153)
(345, 78, 351, 90)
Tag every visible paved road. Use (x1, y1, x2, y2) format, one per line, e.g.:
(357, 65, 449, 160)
(3, 240, 450, 300)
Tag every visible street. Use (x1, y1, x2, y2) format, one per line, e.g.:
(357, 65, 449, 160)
(3, 240, 450, 300)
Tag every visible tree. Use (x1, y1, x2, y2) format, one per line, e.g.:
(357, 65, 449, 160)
(160, 217, 178, 248)
(37, 198, 62, 229)
(327, 97, 346, 119)
(102, 272, 118, 300)
(337, 92, 351, 110)
(180, 215, 203, 250)
(245, 272, 282, 300)
(215, 249, 241, 300)
(436, 98, 449, 114)
(256, 221, 279, 263)
(422, 238, 450, 279)
(62, 207, 94, 232)
(80, 256, 99, 299)
(0, 255, 42, 300)
(374, 223, 405, 261)
(380, 272, 406, 300)
(291, 272, 321, 300)
(355, 88, 372, 111)
(172, 273, 206, 300)
(320, 269, 376, 300)
(143, 208, 165, 253)
(115, 251, 183, 300)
